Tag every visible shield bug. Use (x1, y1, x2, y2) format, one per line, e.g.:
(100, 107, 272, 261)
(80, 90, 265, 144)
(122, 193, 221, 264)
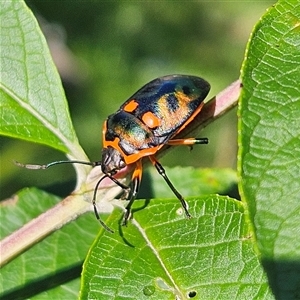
(17, 74, 210, 232)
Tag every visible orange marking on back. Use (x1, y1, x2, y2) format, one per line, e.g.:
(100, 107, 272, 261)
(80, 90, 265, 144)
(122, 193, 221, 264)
(124, 100, 139, 112)
(175, 101, 205, 135)
(142, 111, 161, 128)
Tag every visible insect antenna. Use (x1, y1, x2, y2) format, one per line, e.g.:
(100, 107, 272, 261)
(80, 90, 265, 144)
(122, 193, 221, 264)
(92, 174, 115, 233)
(14, 160, 97, 169)
(14, 159, 117, 233)
(92, 170, 132, 233)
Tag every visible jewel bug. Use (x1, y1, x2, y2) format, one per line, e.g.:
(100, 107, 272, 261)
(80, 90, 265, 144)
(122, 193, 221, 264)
(17, 74, 210, 232)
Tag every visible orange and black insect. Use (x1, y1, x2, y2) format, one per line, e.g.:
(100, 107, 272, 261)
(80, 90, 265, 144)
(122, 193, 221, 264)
(18, 75, 210, 232)
(100, 75, 210, 225)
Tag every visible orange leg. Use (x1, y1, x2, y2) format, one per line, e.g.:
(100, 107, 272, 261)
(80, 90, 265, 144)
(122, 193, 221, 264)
(167, 137, 208, 146)
(123, 159, 143, 225)
(148, 156, 191, 219)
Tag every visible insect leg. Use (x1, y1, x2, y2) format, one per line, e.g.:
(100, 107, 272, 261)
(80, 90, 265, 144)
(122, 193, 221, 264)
(149, 156, 191, 218)
(123, 159, 143, 225)
(167, 137, 208, 146)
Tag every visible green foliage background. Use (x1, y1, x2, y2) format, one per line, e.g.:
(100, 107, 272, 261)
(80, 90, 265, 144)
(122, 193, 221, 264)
(1, 0, 300, 299)
(0, 1, 273, 200)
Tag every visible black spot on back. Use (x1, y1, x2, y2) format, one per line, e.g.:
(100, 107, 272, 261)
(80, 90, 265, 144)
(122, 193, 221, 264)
(182, 85, 192, 95)
(166, 94, 179, 112)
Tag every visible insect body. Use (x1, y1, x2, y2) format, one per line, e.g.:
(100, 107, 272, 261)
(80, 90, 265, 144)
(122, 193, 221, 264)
(17, 74, 210, 232)
(101, 74, 210, 225)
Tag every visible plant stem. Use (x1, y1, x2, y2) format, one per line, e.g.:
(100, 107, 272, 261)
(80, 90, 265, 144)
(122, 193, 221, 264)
(0, 194, 89, 267)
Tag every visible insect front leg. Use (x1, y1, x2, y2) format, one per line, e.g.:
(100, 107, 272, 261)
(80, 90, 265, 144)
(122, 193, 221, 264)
(123, 160, 143, 225)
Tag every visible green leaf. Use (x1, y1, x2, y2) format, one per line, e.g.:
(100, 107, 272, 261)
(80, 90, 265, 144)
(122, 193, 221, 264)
(0, 166, 238, 299)
(0, 188, 99, 299)
(81, 196, 272, 299)
(239, 0, 300, 297)
(0, 1, 84, 158)
(3, 1, 293, 299)
(144, 167, 237, 199)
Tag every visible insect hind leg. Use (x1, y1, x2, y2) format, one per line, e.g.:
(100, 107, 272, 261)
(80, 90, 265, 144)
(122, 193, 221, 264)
(167, 137, 208, 146)
(149, 156, 191, 218)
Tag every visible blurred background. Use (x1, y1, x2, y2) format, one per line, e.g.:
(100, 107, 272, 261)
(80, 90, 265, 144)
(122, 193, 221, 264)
(0, 1, 274, 200)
